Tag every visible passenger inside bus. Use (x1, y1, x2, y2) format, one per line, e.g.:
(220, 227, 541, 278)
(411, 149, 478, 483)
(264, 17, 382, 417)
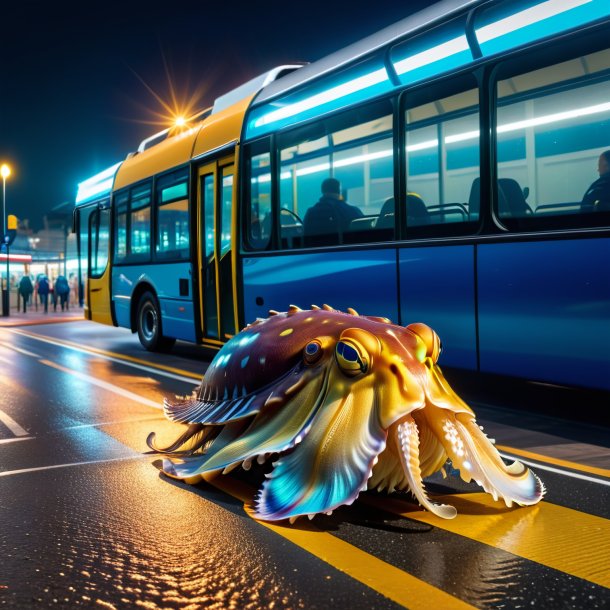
(303, 177, 363, 244)
(581, 150, 610, 212)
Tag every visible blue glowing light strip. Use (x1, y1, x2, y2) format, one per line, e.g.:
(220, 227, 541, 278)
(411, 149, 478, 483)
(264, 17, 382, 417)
(76, 162, 122, 204)
(253, 68, 389, 129)
(475, 0, 610, 56)
(393, 34, 470, 79)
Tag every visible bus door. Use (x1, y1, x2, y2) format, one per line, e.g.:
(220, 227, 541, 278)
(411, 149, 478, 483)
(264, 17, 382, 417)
(197, 157, 237, 343)
(87, 203, 113, 324)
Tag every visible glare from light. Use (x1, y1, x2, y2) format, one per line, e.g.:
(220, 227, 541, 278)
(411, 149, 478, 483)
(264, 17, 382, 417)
(0, 164, 10, 180)
(174, 116, 186, 127)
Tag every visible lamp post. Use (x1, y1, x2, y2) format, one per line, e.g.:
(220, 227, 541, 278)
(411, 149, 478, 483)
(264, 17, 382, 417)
(1, 163, 11, 317)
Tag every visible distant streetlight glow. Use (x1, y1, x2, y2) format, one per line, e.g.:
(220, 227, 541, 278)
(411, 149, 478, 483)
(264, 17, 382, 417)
(1, 163, 10, 236)
(1, 162, 11, 318)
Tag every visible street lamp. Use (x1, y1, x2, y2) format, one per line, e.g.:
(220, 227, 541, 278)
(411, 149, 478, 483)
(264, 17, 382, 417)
(1, 163, 11, 317)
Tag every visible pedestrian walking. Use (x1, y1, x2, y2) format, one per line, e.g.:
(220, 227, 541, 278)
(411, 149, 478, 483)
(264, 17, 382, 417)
(18, 275, 33, 313)
(54, 275, 70, 311)
(37, 274, 50, 313)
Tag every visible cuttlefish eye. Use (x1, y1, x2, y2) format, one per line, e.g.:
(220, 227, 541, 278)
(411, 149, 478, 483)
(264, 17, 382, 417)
(303, 340, 323, 365)
(335, 340, 368, 376)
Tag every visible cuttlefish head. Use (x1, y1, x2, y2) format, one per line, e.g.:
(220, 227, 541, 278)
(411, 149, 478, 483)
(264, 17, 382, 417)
(254, 321, 544, 521)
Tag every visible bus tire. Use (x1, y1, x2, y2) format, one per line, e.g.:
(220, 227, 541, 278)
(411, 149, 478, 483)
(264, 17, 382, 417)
(136, 291, 176, 352)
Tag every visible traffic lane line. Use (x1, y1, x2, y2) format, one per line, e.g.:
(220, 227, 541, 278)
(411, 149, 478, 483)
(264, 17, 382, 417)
(6, 330, 610, 485)
(205, 473, 477, 610)
(15, 329, 610, 483)
(0, 408, 29, 437)
(497, 445, 610, 480)
(0, 454, 146, 478)
(11, 324, 610, 591)
(39, 360, 163, 410)
(10, 328, 201, 382)
(360, 491, 610, 589)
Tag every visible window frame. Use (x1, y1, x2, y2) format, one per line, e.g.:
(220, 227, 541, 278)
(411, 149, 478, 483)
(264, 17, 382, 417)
(491, 30, 610, 233)
(398, 71, 483, 240)
(154, 166, 190, 261)
(112, 179, 153, 264)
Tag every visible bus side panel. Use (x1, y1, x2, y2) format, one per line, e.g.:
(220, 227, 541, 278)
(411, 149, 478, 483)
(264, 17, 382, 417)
(112, 262, 196, 342)
(241, 249, 398, 325)
(478, 238, 610, 390)
(398, 245, 477, 370)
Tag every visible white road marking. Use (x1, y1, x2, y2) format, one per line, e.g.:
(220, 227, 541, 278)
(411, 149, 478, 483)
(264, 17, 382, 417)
(0, 455, 146, 478)
(0, 436, 34, 445)
(0, 408, 29, 436)
(0, 341, 41, 358)
(9, 328, 198, 384)
(61, 415, 165, 431)
(40, 359, 163, 410)
(499, 451, 610, 488)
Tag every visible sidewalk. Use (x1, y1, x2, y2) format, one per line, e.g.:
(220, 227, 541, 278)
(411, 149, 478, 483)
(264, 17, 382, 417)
(0, 305, 85, 327)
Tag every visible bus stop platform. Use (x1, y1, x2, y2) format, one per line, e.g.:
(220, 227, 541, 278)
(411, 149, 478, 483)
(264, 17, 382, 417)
(0, 306, 85, 327)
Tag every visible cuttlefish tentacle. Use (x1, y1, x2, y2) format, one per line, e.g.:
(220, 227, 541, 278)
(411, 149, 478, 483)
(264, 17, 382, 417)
(397, 416, 457, 519)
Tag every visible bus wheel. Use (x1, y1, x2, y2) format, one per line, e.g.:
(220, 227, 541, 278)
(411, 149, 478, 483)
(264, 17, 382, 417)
(136, 291, 176, 352)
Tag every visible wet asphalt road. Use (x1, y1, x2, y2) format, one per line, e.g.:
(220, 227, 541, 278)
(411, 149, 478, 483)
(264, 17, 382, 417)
(0, 320, 609, 609)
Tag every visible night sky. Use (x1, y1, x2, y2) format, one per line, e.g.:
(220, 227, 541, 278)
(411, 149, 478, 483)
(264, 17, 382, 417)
(1, 1, 434, 230)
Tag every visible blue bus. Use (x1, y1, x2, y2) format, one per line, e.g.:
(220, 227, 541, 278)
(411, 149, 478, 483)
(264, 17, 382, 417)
(75, 0, 610, 394)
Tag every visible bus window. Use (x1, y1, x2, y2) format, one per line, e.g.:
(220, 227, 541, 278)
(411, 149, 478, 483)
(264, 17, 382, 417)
(114, 192, 128, 261)
(278, 100, 394, 248)
(156, 168, 189, 259)
(114, 183, 152, 262)
(246, 147, 272, 250)
(90, 208, 110, 277)
(130, 183, 151, 258)
(496, 49, 610, 229)
(220, 169, 233, 256)
(405, 77, 480, 232)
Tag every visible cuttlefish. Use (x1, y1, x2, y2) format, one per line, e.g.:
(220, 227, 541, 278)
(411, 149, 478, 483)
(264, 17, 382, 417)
(148, 306, 544, 521)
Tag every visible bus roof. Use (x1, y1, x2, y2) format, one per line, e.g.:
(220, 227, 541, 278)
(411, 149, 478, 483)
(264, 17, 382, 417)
(253, 0, 477, 107)
(75, 161, 122, 206)
(246, 0, 610, 139)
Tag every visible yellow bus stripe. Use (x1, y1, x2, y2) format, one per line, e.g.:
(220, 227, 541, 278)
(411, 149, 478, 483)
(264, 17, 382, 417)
(496, 444, 610, 479)
(205, 474, 477, 610)
(11, 329, 201, 380)
(361, 493, 610, 589)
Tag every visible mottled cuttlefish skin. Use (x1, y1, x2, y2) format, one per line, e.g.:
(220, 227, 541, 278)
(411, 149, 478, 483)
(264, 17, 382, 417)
(147, 305, 544, 522)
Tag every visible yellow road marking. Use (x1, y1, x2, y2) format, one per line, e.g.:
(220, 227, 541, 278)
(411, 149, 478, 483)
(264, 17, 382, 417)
(496, 444, 610, 479)
(361, 493, 610, 589)
(205, 474, 476, 610)
(12, 328, 201, 380)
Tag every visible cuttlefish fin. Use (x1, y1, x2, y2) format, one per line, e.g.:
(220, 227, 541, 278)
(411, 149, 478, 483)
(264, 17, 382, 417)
(254, 387, 387, 521)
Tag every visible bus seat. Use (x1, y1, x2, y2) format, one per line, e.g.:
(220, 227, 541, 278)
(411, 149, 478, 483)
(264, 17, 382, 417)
(498, 178, 533, 218)
(468, 177, 480, 220)
(406, 193, 430, 226)
(376, 197, 395, 228)
(376, 194, 430, 228)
